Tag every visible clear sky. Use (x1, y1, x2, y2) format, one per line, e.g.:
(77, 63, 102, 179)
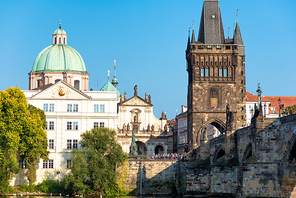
(0, 0, 295, 119)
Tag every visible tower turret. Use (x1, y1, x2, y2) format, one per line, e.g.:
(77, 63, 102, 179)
(111, 60, 118, 89)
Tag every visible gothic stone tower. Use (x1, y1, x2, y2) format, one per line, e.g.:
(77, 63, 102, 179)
(186, 0, 246, 150)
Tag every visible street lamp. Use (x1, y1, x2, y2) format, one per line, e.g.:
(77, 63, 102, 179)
(278, 98, 281, 118)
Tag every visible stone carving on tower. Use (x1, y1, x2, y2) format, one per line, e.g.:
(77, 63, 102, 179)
(186, 0, 246, 150)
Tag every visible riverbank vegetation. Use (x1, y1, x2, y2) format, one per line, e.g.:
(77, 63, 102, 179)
(0, 87, 49, 190)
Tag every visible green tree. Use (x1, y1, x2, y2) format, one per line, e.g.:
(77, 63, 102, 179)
(19, 105, 49, 184)
(0, 87, 27, 188)
(62, 127, 127, 195)
(0, 87, 49, 187)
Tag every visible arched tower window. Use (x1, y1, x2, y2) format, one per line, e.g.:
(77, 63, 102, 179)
(59, 37, 61, 44)
(74, 80, 80, 90)
(54, 37, 57, 44)
(64, 38, 65, 44)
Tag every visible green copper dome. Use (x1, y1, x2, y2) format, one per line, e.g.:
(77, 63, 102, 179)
(53, 28, 67, 35)
(30, 44, 87, 73)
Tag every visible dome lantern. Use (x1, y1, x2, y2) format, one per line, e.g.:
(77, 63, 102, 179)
(53, 22, 67, 45)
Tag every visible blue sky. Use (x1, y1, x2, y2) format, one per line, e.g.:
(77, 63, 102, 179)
(0, 0, 295, 119)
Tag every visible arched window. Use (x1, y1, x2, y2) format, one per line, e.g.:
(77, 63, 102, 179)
(74, 80, 80, 90)
(54, 37, 57, 44)
(219, 68, 223, 77)
(59, 37, 61, 44)
(63, 38, 65, 44)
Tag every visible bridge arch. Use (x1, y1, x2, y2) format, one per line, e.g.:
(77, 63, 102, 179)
(213, 144, 225, 162)
(197, 117, 226, 143)
(136, 141, 147, 156)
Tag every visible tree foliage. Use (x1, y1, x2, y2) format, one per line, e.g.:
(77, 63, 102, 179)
(0, 87, 49, 187)
(63, 127, 127, 195)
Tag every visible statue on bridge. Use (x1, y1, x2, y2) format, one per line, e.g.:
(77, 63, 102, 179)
(256, 83, 262, 108)
(130, 130, 138, 156)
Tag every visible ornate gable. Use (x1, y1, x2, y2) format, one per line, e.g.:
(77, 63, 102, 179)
(121, 96, 152, 107)
(31, 81, 91, 100)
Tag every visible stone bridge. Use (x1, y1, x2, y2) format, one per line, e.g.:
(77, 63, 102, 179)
(121, 112, 296, 197)
(187, 111, 296, 197)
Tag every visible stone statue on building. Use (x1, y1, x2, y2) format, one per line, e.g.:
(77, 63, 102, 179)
(200, 121, 208, 142)
(127, 123, 130, 133)
(123, 123, 126, 133)
(164, 124, 168, 132)
(120, 93, 123, 103)
(124, 92, 127, 101)
(147, 124, 151, 133)
(149, 95, 151, 104)
(134, 85, 137, 96)
(145, 92, 148, 101)
(151, 125, 154, 133)
(130, 130, 138, 156)
(256, 83, 262, 108)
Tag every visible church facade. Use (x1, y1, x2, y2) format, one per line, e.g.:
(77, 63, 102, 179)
(11, 23, 169, 185)
(186, 0, 246, 150)
(117, 86, 168, 156)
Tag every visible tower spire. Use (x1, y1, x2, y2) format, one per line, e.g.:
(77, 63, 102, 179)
(187, 28, 191, 51)
(111, 60, 118, 89)
(191, 20, 195, 43)
(197, 0, 225, 44)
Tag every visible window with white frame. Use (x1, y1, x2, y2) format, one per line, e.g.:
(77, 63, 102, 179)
(73, 104, 78, 112)
(67, 139, 78, 149)
(67, 104, 78, 112)
(94, 104, 99, 112)
(67, 122, 72, 130)
(46, 121, 54, 130)
(67, 139, 72, 149)
(43, 159, 54, 168)
(73, 139, 78, 149)
(43, 104, 48, 112)
(73, 122, 78, 130)
(49, 104, 54, 112)
(48, 139, 54, 149)
(100, 104, 105, 113)
(67, 104, 72, 112)
(94, 122, 98, 128)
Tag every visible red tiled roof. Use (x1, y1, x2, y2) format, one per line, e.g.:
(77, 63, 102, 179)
(246, 92, 296, 114)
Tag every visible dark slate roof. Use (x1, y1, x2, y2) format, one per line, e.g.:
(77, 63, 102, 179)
(197, 0, 225, 44)
(32, 83, 54, 91)
(233, 22, 244, 45)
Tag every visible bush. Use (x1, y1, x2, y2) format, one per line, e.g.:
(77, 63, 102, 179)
(0, 185, 17, 194)
(37, 180, 62, 194)
(19, 183, 37, 193)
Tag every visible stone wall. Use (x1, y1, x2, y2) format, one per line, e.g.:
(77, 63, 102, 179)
(185, 113, 296, 197)
(121, 159, 186, 195)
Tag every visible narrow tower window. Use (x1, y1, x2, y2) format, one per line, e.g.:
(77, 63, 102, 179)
(224, 69, 228, 77)
(54, 37, 57, 44)
(219, 69, 223, 77)
(205, 68, 209, 77)
(201, 69, 205, 77)
(64, 38, 65, 44)
(59, 37, 61, 44)
(74, 80, 80, 90)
